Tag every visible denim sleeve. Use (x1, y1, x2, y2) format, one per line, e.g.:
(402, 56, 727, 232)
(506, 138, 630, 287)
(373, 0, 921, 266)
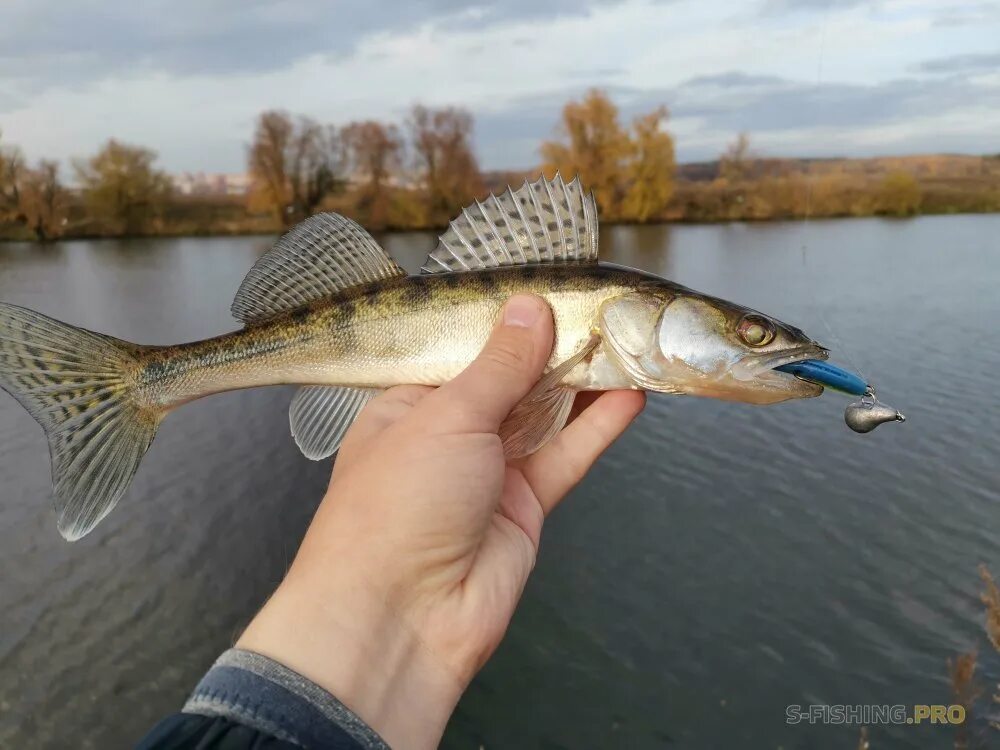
(138, 648, 391, 750)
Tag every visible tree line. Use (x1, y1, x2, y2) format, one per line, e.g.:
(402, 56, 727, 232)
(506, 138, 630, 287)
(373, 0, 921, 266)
(1, 88, 997, 241)
(0, 134, 171, 239)
(245, 104, 485, 230)
(0, 90, 679, 240)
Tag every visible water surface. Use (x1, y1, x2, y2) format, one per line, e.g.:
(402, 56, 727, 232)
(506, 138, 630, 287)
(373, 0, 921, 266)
(0, 216, 997, 749)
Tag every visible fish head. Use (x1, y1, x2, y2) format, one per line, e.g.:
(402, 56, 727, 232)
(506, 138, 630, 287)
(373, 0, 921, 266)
(599, 283, 828, 404)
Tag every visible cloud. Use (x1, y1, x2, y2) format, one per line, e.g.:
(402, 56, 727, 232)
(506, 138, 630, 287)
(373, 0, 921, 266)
(475, 71, 1000, 166)
(916, 52, 1000, 74)
(1, 0, 997, 171)
(758, 0, 875, 15)
(681, 73, 786, 89)
(0, 0, 644, 91)
(671, 73, 1000, 131)
(932, 1, 1000, 27)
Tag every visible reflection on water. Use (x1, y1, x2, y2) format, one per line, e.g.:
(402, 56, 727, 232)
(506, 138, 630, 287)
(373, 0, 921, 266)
(0, 216, 997, 749)
(603, 222, 674, 273)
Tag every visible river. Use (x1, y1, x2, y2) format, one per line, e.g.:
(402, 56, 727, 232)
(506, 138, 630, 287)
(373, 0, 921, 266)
(0, 215, 997, 749)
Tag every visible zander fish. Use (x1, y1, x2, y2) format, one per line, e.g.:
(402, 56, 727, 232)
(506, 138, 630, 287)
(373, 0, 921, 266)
(0, 174, 831, 541)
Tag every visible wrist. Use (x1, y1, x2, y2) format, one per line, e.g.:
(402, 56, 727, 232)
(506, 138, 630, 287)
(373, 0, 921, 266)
(237, 563, 464, 750)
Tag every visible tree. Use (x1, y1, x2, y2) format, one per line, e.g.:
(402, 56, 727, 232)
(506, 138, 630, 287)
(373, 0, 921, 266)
(622, 107, 676, 222)
(20, 161, 68, 240)
(407, 105, 482, 227)
(343, 120, 402, 230)
(247, 111, 344, 226)
(540, 89, 632, 218)
(0, 131, 25, 223)
(247, 111, 293, 221)
(74, 139, 172, 235)
(720, 132, 753, 183)
(877, 170, 922, 216)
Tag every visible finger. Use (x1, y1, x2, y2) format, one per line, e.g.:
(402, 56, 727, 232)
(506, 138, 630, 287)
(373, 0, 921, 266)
(334, 385, 434, 475)
(522, 390, 646, 515)
(419, 294, 553, 434)
(566, 391, 603, 425)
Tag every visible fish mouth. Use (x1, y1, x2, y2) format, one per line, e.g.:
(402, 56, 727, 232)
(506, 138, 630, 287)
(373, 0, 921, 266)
(735, 344, 829, 378)
(734, 345, 830, 390)
(755, 345, 830, 375)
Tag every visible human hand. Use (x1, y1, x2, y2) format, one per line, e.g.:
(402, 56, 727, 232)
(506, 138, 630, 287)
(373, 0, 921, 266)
(237, 294, 646, 749)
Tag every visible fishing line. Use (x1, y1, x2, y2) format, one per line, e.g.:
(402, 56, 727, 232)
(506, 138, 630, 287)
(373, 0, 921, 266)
(795, 6, 870, 384)
(791, 22, 907, 432)
(791, 14, 908, 430)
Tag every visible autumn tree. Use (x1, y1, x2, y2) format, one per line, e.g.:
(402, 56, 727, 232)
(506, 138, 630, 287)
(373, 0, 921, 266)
(247, 111, 292, 221)
(407, 105, 482, 227)
(622, 107, 675, 222)
(343, 120, 401, 230)
(0, 131, 25, 223)
(20, 161, 67, 240)
(73, 139, 171, 235)
(877, 170, 922, 216)
(720, 132, 754, 183)
(0, 131, 66, 239)
(248, 111, 344, 226)
(540, 89, 632, 218)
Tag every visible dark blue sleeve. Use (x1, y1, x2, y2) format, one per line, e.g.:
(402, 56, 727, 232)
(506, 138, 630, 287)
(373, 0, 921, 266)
(137, 713, 302, 749)
(135, 649, 389, 750)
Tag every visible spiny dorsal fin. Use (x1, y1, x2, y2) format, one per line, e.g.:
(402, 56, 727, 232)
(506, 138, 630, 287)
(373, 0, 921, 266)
(421, 173, 599, 274)
(233, 213, 405, 324)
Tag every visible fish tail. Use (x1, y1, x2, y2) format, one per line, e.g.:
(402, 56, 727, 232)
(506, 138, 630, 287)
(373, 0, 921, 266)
(0, 303, 161, 541)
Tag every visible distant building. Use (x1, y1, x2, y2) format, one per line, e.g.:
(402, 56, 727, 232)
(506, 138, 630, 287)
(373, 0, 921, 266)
(343, 170, 419, 190)
(172, 172, 251, 196)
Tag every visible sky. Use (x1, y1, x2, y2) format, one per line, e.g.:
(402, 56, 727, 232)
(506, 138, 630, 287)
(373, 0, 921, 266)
(0, 0, 998, 173)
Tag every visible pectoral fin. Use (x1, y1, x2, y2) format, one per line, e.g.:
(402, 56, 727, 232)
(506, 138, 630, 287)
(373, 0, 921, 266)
(499, 335, 600, 458)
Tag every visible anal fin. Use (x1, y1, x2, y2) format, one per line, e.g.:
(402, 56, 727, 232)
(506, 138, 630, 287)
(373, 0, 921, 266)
(499, 335, 600, 458)
(289, 386, 381, 460)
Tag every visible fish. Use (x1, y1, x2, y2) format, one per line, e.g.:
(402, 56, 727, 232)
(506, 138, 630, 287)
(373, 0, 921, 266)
(0, 174, 830, 542)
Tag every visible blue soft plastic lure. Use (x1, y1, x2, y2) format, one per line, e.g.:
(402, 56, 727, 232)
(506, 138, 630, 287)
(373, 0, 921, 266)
(776, 359, 906, 433)
(774, 360, 869, 395)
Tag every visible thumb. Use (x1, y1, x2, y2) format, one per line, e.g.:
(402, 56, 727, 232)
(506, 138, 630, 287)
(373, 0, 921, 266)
(425, 294, 554, 434)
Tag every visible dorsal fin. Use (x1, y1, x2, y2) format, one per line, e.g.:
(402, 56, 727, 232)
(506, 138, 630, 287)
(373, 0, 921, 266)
(420, 173, 599, 274)
(232, 213, 406, 324)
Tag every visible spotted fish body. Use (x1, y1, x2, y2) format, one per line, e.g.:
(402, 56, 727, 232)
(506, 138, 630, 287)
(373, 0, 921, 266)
(0, 175, 827, 541)
(140, 265, 641, 407)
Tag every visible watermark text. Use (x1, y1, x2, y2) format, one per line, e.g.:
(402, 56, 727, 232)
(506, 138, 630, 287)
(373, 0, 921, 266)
(785, 704, 965, 725)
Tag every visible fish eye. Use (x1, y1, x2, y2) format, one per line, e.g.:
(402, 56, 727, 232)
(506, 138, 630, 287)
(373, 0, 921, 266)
(737, 315, 775, 347)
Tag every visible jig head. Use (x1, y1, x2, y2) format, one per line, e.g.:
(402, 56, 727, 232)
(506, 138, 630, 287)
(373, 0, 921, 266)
(844, 388, 906, 433)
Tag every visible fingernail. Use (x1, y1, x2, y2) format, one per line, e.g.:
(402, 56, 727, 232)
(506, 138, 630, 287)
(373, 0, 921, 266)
(503, 295, 544, 328)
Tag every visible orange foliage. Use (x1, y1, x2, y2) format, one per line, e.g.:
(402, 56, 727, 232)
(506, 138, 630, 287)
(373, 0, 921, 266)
(541, 89, 633, 217)
(408, 105, 483, 227)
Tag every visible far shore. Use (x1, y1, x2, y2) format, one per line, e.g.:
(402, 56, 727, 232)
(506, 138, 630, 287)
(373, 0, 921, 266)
(3, 149, 999, 244)
(2, 204, 997, 245)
